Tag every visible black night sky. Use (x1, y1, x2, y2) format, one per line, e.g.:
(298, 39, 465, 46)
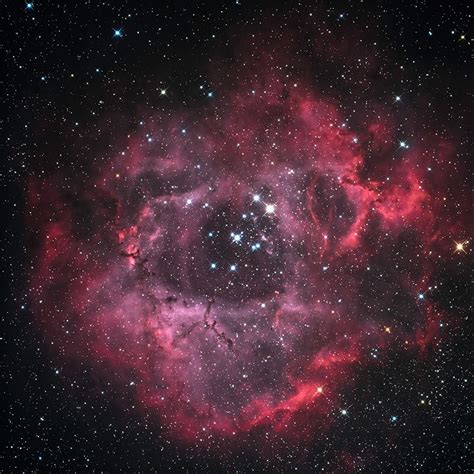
(1, 1, 472, 472)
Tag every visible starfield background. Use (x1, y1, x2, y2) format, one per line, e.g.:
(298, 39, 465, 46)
(1, 1, 472, 472)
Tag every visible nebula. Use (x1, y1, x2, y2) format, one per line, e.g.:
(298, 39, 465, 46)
(27, 26, 463, 453)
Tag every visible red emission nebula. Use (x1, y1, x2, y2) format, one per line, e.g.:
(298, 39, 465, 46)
(28, 31, 464, 451)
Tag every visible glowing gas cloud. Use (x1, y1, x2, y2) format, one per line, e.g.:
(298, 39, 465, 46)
(28, 22, 464, 452)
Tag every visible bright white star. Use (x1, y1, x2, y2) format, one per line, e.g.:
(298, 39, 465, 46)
(265, 204, 276, 214)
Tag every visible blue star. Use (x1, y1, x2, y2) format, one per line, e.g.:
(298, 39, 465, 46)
(231, 232, 243, 244)
(210, 262, 217, 270)
(25, 2, 34, 11)
(230, 264, 237, 272)
(113, 28, 123, 38)
(390, 415, 398, 423)
(207, 91, 214, 98)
